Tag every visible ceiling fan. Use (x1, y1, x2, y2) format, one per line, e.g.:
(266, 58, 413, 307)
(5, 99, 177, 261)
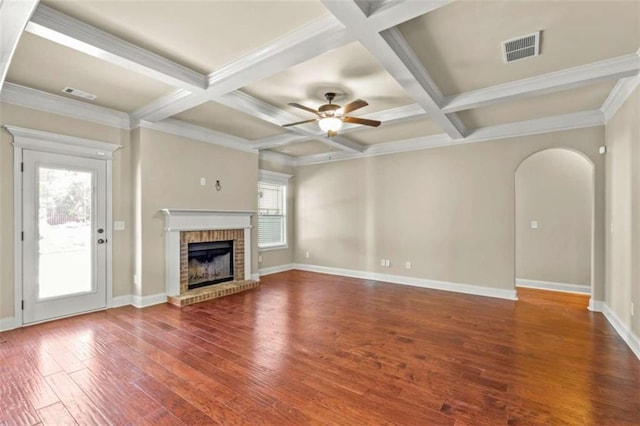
(282, 92, 381, 137)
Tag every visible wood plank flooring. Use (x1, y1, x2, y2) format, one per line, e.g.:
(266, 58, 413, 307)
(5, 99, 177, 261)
(1, 270, 639, 425)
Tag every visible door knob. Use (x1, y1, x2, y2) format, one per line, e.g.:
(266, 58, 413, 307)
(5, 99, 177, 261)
(97, 228, 104, 233)
(97, 239, 106, 244)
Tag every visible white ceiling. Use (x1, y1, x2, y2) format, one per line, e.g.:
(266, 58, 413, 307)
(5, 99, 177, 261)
(2, 0, 639, 164)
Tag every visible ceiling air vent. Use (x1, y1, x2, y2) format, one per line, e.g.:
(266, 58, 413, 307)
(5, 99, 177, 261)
(502, 31, 540, 63)
(61, 87, 96, 100)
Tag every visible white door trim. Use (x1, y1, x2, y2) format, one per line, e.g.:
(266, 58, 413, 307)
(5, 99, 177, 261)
(5, 125, 121, 326)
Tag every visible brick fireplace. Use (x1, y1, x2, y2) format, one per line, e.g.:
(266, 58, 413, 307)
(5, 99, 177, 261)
(162, 209, 258, 306)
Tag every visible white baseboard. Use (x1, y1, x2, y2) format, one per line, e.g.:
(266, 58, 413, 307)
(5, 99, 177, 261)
(588, 299, 604, 312)
(0, 316, 19, 332)
(516, 278, 591, 294)
(111, 295, 133, 308)
(259, 263, 295, 276)
(294, 263, 518, 300)
(131, 293, 168, 308)
(602, 304, 640, 361)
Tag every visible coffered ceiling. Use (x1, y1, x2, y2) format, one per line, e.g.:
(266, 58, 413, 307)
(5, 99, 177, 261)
(1, 0, 639, 165)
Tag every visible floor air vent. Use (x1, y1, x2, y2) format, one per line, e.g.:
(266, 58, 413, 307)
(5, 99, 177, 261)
(502, 31, 540, 63)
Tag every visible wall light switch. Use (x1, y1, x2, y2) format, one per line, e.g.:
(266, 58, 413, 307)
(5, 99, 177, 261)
(380, 259, 386, 266)
(305, 251, 310, 258)
(385, 259, 391, 267)
(405, 261, 411, 269)
(114, 221, 125, 231)
(531, 220, 538, 229)
(200, 177, 206, 186)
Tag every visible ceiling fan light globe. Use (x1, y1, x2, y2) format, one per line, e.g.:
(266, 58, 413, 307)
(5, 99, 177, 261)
(319, 117, 343, 133)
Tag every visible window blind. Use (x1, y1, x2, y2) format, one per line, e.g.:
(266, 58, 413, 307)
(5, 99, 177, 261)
(258, 182, 286, 247)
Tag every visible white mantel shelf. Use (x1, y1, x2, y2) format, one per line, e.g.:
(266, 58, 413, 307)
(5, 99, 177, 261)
(161, 209, 255, 231)
(162, 209, 254, 297)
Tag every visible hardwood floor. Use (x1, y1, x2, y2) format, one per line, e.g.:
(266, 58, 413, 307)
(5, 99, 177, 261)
(1, 270, 639, 425)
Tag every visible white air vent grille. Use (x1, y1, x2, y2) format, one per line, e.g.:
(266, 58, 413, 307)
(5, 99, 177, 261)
(502, 31, 540, 63)
(61, 87, 96, 100)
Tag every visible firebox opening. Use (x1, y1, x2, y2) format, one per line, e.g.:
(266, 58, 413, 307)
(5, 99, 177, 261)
(187, 240, 234, 290)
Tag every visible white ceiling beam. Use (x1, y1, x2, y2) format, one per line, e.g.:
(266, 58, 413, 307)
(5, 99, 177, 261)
(442, 52, 640, 113)
(601, 75, 640, 123)
(366, 0, 453, 32)
(0, 0, 39, 89)
(136, 15, 355, 122)
(218, 91, 365, 153)
(251, 134, 309, 150)
(26, 4, 207, 91)
(322, 0, 465, 139)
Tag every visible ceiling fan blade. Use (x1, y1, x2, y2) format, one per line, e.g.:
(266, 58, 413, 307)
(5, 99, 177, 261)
(343, 116, 381, 127)
(288, 102, 320, 116)
(282, 118, 318, 127)
(341, 99, 368, 114)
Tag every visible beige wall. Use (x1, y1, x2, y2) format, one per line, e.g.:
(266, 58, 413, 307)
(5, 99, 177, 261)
(136, 128, 258, 296)
(295, 127, 605, 297)
(605, 86, 640, 338)
(258, 159, 295, 270)
(0, 102, 134, 320)
(516, 149, 592, 286)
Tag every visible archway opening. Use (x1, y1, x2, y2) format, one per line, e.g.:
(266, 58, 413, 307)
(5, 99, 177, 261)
(515, 148, 594, 308)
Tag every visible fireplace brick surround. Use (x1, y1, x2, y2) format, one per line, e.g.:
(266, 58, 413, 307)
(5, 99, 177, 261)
(180, 229, 244, 294)
(162, 209, 258, 307)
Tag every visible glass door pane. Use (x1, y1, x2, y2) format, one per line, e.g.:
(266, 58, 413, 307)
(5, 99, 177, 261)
(38, 167, 94, 299)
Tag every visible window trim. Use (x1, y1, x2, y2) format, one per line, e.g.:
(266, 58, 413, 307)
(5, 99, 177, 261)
(258, 170, 292, 251)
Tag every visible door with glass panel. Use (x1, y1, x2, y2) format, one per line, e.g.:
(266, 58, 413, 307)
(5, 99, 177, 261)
(22, 150, 107, 324)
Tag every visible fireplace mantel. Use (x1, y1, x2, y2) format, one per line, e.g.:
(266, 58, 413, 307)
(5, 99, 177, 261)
(162, 209, 254, 297)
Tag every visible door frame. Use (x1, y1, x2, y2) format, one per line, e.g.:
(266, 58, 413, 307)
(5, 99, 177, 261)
(6, 125, 121, 327)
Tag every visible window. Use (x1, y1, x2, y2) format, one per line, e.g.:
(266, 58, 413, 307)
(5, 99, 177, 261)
(258, 170, 291, 249)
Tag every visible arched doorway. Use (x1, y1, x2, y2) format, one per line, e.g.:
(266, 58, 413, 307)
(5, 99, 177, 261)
(515, 148, 595, 305)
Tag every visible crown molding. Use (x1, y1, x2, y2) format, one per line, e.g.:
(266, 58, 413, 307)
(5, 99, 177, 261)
(1, 83, 132, 129)
(601, 75, 640, 123)
(0, 0, 39, 89)
(27, 5, 206, 91)
(293, 110, 605, 166)
(138, 118, 257, 154)
(442, 52, 640, 113)
(462, 110, 604, 143)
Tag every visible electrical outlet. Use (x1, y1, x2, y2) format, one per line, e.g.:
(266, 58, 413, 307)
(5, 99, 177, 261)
(405, 261, 411, 269)
(385, 259, 391, 267)
(258, 255, 262, 263)
(531, 220, 538, 229)
(305, 251, 310, 258)
(114, 221, 125, 231)
(200, 177, 206, 186)
(380, 259, 386, 266)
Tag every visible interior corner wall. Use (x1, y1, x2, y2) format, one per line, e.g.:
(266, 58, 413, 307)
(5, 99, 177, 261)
(136, 128, 258, 297)
(605, 86, 640, 338)
(0, 102, 134, 321)
(515, 149, 593, 286)
(294, 126, 605, 296)
(257, 159, 295, 270)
